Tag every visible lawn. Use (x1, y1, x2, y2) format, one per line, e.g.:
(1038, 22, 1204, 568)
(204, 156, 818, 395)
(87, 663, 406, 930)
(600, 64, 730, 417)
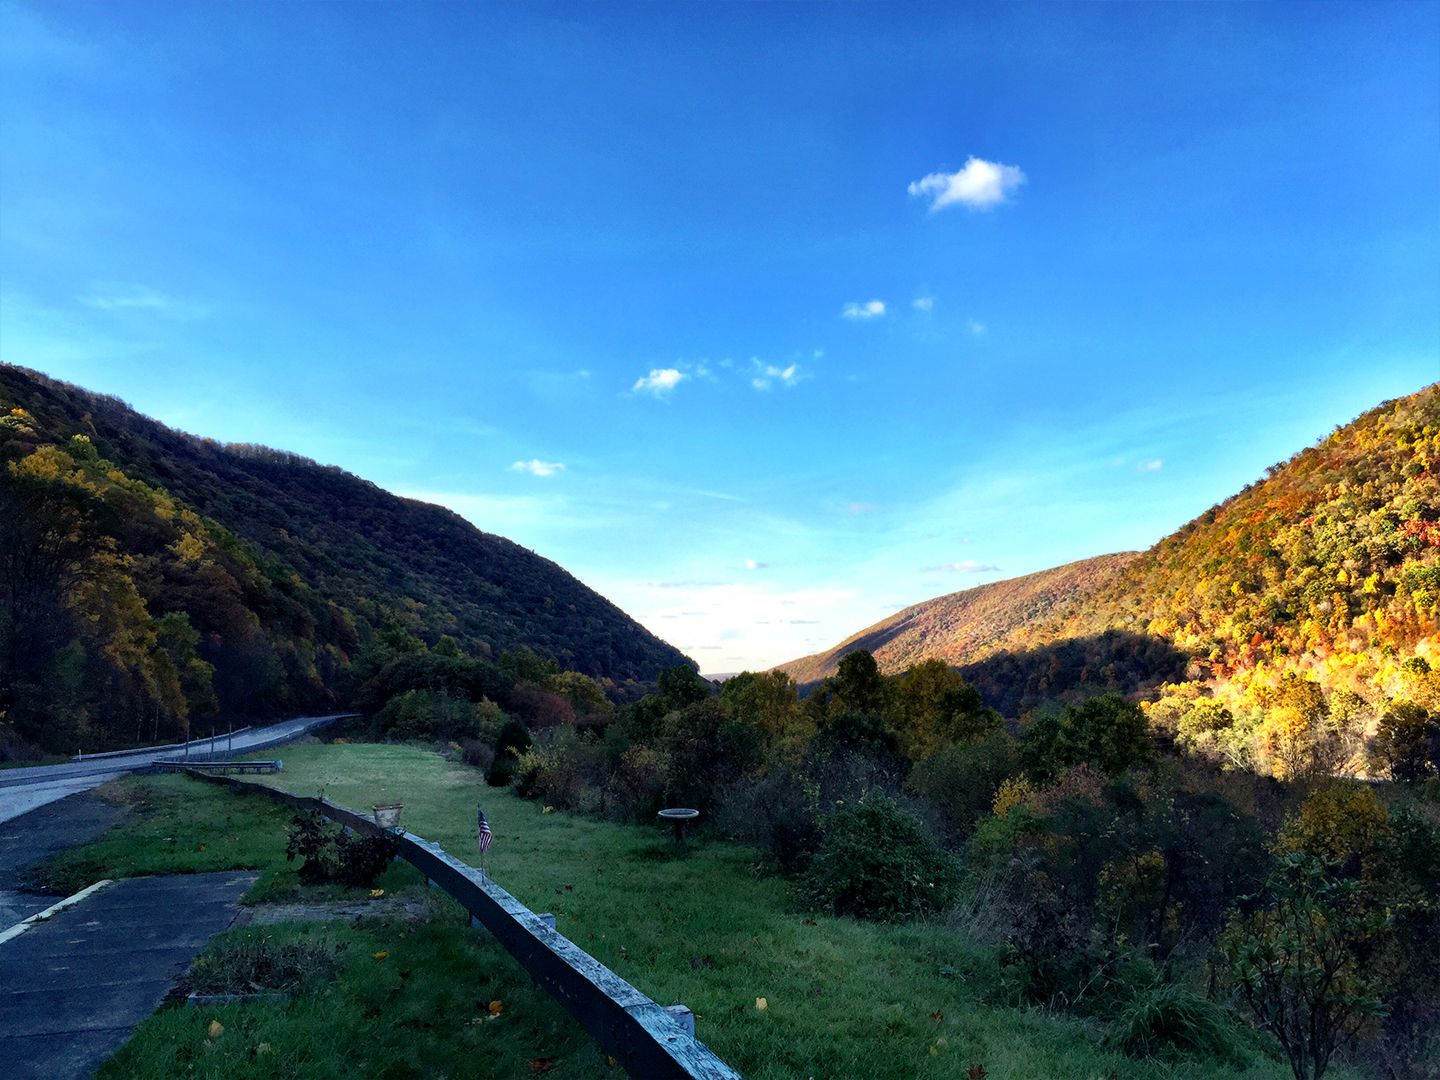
(42, 743, 1321, 1079)
(239, 743, 1305, 1080)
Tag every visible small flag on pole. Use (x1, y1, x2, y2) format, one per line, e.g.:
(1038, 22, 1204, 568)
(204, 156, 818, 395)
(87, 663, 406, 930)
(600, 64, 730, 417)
(477, 805, 493, 854)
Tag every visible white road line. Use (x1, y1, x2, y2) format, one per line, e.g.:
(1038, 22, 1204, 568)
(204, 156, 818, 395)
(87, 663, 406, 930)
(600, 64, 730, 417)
(0, 879, 113, 945)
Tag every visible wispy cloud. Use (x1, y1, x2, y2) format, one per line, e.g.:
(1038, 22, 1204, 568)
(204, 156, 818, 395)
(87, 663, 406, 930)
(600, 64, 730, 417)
(913, 296, 935, 313)
(744, 559, 769, 571)
(968, 320, 987, 336)
(632, 368, 686, 396)
(923, 560, 1000, 573)
(510, 459, 565, 477)
(908, 156, 1025, 211)
(80, 283, 206, 318)
(1137, 459, 1164, 473)
(841, 299, 886, 321)
(847, 502, 878, 514)
(751, 361, 804, 391)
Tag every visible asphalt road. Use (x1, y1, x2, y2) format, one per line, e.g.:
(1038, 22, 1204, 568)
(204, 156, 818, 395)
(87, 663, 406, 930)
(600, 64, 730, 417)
(0, 714, 354, 825)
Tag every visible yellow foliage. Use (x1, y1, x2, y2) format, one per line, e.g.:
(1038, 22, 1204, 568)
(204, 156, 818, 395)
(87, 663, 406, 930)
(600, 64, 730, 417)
(992, 777, 1035, 818)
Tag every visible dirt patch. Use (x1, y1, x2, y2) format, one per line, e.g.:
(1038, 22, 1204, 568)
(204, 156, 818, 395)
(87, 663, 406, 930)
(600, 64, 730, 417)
(241, 894, 433, 926)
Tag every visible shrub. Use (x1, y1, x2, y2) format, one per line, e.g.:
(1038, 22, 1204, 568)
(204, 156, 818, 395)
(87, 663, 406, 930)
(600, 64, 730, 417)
(284, 811, 399, 887)
(803, 790, 957, 921)
(512, 729, 599, 810)
(607, 744, 671, 822)
(717, 766, 824, 874)
(459, 737, 493, 772)
(487, 717, 531, 786)
(908, 731, 1019, 845)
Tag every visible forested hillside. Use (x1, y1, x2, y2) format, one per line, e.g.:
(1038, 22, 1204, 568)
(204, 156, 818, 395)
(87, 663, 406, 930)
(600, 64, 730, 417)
(779, 385, 1440, 776)
(0, 365, 690, 755)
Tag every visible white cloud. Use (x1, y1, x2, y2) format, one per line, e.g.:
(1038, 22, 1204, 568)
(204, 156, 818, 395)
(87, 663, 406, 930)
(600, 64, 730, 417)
(750, 361, 803, 391)
(847, 502, 878, 514)
(968, 320, 987, 336)
(632, 368, 686, 396)
(510, 459, 565, 478)
(913, 296, 935, 313)
(1137, 459, 1164, 473)
(908, 156, 1025, 211)
(924, 560, 1000, 573)
(744, 559, 769, 571)
(80, 282, 207, 318)
(841, 299, 886, 321)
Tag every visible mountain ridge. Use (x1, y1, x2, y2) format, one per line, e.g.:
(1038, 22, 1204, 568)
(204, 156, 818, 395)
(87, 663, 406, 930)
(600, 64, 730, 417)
(1, 364, 690, 752)
(777, 385, 1440, 717)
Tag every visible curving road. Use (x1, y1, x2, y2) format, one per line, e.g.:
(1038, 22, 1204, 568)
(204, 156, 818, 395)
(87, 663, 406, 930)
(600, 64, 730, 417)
(0, 714, 355, 825)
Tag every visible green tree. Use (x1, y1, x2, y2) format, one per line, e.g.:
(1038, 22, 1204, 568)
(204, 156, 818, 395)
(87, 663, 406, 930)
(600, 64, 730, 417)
(830, 649, 887, 716)
(1370, 701, 1440, 782)
(1020, 693, 1153, 780)
(1225, 853, 1384, 1080)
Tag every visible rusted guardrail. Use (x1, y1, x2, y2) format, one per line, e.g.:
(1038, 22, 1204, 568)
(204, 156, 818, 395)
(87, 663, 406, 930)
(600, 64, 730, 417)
(178, 769, 742, 1080)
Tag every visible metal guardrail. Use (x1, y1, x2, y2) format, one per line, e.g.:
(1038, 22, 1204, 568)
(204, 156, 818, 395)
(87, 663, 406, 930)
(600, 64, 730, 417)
(180, 769, 743, 1080)
(152, 760, 282, 775)
(71, 727, 254, 761)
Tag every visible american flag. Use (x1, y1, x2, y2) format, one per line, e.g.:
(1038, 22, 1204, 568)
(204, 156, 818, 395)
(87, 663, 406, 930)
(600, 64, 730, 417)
(477, 805, 493, 854)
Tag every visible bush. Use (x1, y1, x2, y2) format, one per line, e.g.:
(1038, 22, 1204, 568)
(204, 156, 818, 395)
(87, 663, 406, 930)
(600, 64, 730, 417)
(284, 811, 399, 887)
(607, 743, 671, 822)
(717, 765, 823, 874)
(512, 728, 601, 810)
(908, 730, 1019, 845)
(803, 790, 957, 921)
(459, 737, 494, 772)
(487, 717, 531, 786)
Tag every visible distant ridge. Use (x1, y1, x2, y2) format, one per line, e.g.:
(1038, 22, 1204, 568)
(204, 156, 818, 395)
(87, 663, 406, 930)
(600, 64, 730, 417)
(776, 554, 1137, 686)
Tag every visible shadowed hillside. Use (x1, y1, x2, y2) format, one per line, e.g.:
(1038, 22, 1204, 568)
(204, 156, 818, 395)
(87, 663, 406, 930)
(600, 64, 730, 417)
(1, 365, 690, 753)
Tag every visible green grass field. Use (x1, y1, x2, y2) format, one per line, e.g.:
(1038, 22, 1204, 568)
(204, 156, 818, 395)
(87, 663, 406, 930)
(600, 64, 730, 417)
(44, 743, 1319, 1079)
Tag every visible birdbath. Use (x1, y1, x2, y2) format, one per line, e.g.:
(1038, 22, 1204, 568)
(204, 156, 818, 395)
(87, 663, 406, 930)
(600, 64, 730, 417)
(657, 807, 699, 844)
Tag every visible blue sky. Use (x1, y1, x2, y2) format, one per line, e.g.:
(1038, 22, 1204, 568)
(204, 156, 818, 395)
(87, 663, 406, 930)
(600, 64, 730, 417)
(3, 2, 1437, 673)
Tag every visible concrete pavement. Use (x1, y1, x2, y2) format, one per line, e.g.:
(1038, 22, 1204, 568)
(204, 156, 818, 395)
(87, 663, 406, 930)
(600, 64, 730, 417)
(0, 871, 256, 1080)
(0, 792, 125, 927)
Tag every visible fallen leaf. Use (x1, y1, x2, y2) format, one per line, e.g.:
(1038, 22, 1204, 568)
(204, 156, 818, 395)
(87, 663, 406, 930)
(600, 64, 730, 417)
(542, 806, 554, 814)
(207, 1020, 224, 1038)
(373, 950, 388, 960)
(529, 1059, 556, 1074)
(930, 1010, 944, 1022)
(605, 1056, 618, 1067)
(801, 918, 816, 926)
(967, 1065, 988, 1080)
(197, 843, 207, 852)
(256, 1043, 272, 1056)
(370, 888, 385, 898)
(755, 997, 768, 1011)
(564, 883, 574, 891)
(488, 999, 504, 1015)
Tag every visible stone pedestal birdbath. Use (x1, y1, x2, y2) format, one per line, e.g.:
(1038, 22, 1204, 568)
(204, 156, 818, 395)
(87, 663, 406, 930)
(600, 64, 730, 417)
(657, 807, 699, 844)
